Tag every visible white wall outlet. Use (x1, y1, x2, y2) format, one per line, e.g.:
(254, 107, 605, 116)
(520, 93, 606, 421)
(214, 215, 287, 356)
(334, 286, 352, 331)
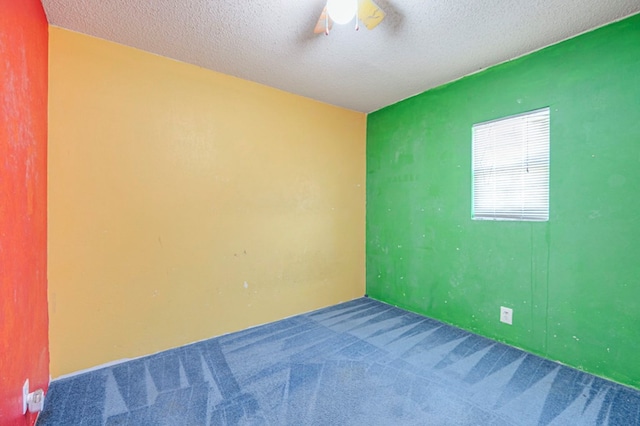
(500, 306, 513, 325)
(22, 379, 29, 415)
(27, 389, 45, 413)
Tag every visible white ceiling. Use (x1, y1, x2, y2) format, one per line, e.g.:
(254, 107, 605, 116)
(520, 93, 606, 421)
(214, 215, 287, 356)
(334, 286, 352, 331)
(42, 0, 640, 113)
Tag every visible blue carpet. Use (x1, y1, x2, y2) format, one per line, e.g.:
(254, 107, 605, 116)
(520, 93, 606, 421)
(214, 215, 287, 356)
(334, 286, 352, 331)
(37, 297, 640, 425)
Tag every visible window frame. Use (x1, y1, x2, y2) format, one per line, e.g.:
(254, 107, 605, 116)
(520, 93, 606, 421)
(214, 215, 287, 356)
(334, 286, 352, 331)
(471, 107, 550, 222)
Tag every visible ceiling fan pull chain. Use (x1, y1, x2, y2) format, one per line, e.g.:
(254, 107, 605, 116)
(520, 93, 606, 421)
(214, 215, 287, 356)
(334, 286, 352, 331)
(325, 10, 330, 35)
(355, 0, 360, 30)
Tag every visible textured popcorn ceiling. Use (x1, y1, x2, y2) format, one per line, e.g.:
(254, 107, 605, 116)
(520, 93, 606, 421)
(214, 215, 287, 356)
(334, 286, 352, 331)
(42, 0, 640, 112)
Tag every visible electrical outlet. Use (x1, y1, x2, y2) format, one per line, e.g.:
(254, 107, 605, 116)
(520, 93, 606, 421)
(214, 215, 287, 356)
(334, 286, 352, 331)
(27, 389, 45, 413)
(500, 306, 513, 325)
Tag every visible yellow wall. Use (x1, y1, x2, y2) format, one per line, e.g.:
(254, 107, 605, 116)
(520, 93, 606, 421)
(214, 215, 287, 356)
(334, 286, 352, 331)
(48, 27, 366, 377)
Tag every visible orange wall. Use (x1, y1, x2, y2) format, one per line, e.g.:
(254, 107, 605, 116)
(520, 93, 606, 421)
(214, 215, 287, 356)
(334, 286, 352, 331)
(48, 28, 366, 377)
(0, 0, 49, 424)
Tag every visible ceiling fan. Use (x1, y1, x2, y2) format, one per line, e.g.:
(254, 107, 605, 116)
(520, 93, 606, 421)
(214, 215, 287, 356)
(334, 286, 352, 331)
(314, 0, 386, 35)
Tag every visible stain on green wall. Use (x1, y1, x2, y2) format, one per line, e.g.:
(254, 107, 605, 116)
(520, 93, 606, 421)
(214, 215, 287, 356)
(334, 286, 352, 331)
(366, 14, 640, 389)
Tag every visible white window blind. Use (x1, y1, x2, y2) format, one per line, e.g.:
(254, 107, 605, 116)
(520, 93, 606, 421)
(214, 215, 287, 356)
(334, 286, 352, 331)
(472, 108, 550, 221)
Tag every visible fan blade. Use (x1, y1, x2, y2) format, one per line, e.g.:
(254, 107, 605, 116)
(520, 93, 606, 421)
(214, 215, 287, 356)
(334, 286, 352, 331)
(314, 6, 333, 34)
(358, 0, 385, 30)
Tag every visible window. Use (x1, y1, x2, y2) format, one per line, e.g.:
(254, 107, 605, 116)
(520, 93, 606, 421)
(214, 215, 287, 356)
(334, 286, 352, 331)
(472, 108, 550, 221)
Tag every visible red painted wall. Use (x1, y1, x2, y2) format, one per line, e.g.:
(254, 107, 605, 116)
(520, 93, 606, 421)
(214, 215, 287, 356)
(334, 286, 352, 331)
(0, 0, 49, 424)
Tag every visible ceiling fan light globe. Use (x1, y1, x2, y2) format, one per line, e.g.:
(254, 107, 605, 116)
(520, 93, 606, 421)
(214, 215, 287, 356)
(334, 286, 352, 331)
(326, 0, 357, 25)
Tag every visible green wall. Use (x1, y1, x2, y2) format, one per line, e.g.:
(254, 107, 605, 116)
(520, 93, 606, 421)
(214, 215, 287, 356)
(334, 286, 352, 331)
(366, 14, 640, 389)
